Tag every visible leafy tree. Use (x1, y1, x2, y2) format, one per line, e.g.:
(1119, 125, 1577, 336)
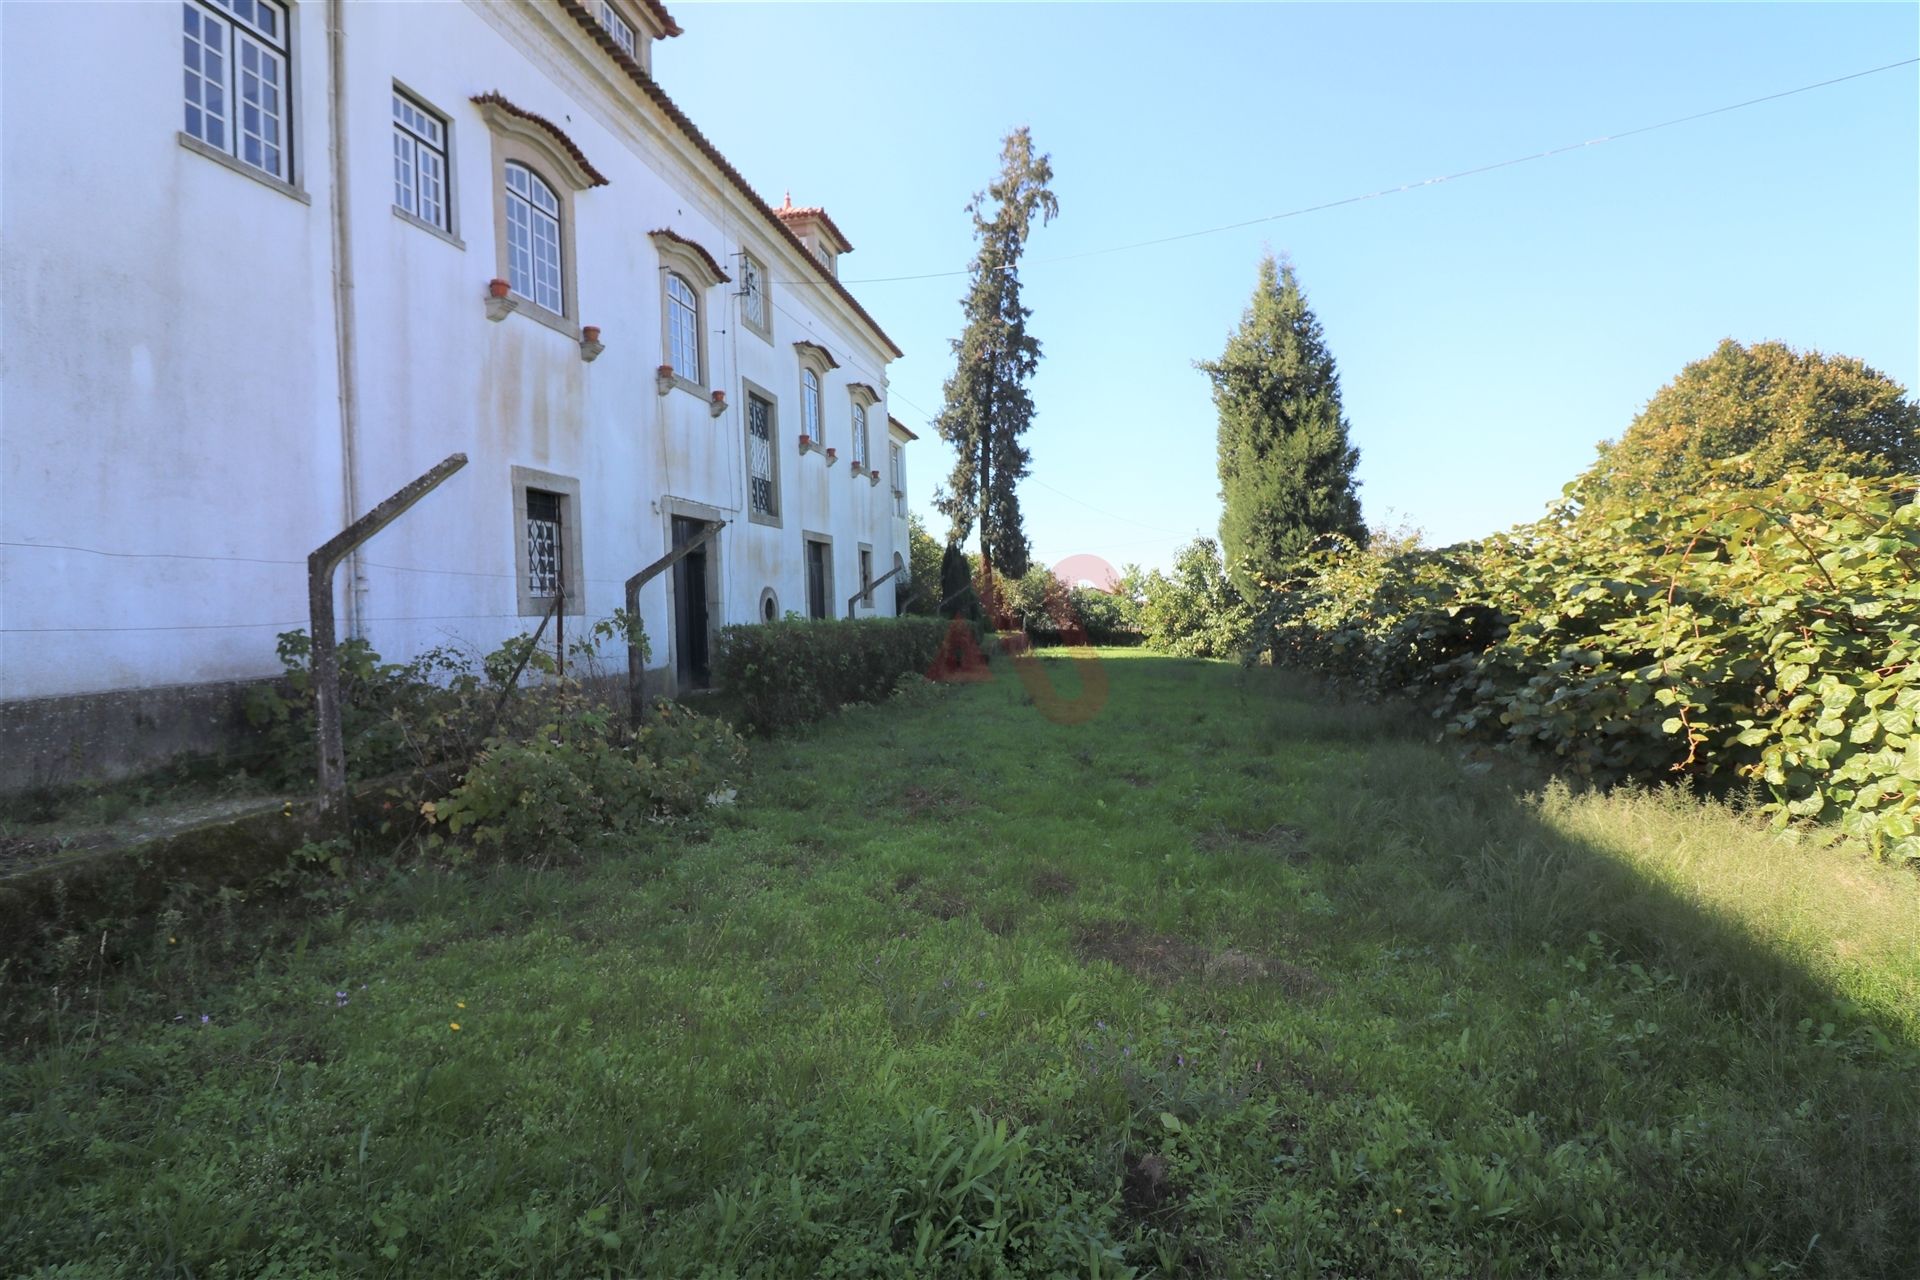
(1199, 255, 1366, 594)
(1136, 538, 1254, 658)
(999, 565, 1073, 632)
(933, 128, 1059, 582)
(900, 513, 945, 615)
(1582, 339, 1920, 503)
(938, 542, 979, 621)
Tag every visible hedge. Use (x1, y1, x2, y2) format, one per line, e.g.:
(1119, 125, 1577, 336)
(1261, 468, 1920, 859)
(713, 616, 959, 733)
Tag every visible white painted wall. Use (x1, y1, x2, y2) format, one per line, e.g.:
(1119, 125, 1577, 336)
(0, 0, 907, 702)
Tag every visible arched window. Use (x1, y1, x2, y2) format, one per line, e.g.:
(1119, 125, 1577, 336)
(666, 273, 700, 381)
(504, 162, 562, 313)
(801, 367, 822, 445)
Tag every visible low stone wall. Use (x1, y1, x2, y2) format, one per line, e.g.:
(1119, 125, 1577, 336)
(0, 679, 263, 795)
(0, 770, 444, 975)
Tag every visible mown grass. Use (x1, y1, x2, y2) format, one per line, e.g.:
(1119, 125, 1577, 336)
(3, 651, 1916, 1277)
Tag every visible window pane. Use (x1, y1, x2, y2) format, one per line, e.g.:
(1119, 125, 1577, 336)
(526, 490, 563, 597)
(802, 370, 820, 441)
(182, 4, 229, 151)
(667, 274, 698, 379)
(599, 1, 636, 56)
(417, 147, 445, 229)
(505, 164, 561, 311)
(748, 394, 775, 516)
(852, 405, 868, 467)
(392, 130, 416, 216)
(235, 32, 286, 178)
(742, 259, 765, 328)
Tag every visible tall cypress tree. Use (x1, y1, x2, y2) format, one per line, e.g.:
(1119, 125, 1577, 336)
(933, 128, 1058, 581)
(1199, 255, 1366, 592)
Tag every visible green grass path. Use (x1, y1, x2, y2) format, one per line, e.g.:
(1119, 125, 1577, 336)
(4, 652, 1917, 1277)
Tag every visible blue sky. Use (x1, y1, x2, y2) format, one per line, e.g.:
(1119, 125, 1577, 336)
(666, 2, 1919, 571)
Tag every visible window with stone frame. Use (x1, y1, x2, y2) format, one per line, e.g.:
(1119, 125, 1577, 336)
(392, 89, 451, 233)
(505, 162, 564, 314)
(851, 402, 870, 470)
(739, 252, 771, 340)
(746, 389, 779, 522)
(598, 1, 637, 56)
(182, 0, 290, 181)
(667, 272, 700, 382)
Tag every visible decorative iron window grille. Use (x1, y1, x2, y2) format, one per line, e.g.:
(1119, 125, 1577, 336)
(747, 394, 777, 517)
(526, 489, 563, 598)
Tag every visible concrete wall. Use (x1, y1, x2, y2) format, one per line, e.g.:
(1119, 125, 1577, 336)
(1, 0, 907, 730)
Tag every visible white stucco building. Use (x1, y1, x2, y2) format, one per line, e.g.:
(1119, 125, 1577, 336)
(0, 0, 911, 755)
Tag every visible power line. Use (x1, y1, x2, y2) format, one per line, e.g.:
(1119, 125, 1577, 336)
(1028, 479, 1192, 538)
(774, 56, 1918, 287)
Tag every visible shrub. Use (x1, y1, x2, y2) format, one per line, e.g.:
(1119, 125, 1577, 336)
(713, 616, 954, 734)
(1137, 538, 1255, 658)
(1260, 466, 1920, 858)
(425, 699, 747, 860)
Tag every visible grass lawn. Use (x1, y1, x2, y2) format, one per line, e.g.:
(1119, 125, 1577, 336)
(4, 651, 1917, 1277)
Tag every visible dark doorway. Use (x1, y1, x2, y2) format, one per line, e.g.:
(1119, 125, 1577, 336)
(671, 517, 712, 689)
(805, 539, 829, 619)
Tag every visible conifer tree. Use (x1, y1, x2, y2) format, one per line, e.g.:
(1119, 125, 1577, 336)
(1199, 255, 1366, 592)
(933, 128, 1058, 582)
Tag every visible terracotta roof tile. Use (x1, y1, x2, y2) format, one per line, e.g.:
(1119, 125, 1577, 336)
(793, 340, 840, 371)
(647, 228, 731, 285)
(469, 91, 610, 187)
(774, 197, 854, 255)
(639, 0, 682, 38)
(553, 0, 902, 359)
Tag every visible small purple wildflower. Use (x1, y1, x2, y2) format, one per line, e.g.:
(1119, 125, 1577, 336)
(1123, 1045, 1133, 1058)
(1176, 1054, 1185, 1067)
(200, 1014, 211, 1025)
(1095, 1020, 1107, 1031)
(335, 990, 350, 1008)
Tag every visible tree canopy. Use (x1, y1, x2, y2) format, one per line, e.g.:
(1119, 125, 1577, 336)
(932, 128, 1058, 580)
(1199, 255, 1365, 593)
(1581, 338, 1919, 502)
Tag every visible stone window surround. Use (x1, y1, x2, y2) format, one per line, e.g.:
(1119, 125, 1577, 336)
(391, 79, 464, 249)
(857, 541, 875, 610)
(758, 586, 779, 622)
(652, 233, 729, 397)
(847, 383, 879, 472)
(511, 466, 585, 617)
(737, 249, 773, 343)
(795, 342, 838, 454)
(478, 100, 599, 339)
(740, 376, 782, 530)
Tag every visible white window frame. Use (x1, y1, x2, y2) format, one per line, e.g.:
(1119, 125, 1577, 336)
(181, 0, 292, 185)
(891, 442, 906, 517)
(505, 161, 564, 315)
(391, 87, 455, 238)
(599, 1, 637, 56)
(666, 273, 701, 383)
(801, 368, 823, 447)
(739, 252, 772, 341)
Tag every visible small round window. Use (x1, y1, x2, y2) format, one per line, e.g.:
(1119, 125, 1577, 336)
(760, 588, 778, 622)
